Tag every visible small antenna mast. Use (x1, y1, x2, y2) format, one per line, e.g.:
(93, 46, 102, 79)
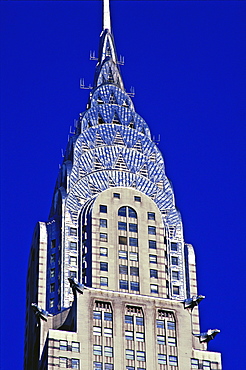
(103, 0, 111, 32)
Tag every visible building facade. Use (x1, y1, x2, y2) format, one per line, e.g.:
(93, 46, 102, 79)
(24, 1, 222, 369)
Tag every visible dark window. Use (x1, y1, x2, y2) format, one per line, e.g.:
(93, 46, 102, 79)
(129, 237, 138, 247)
(172, 271, 179, 280)
(148, 226, 156, 235)
(93, 311, 102, 320)
(147, 212, 155, 220)
(71, 359, 79, 369)
(100, 233, 108, 242)
(50, 298, 54, 308)
(50, 254, 55, 263)
(100, 262, 108, 271)
(167, 321, 176, 330)
(171, 242, 178, 251)
(70, 271, 77, 279)
(136, 316, 144, 326)
(134, 196, 141, 202)
(50, 268, 55, 278)
(150, 269, 158, 278)
(100, 205, 107, 213)
(70, 228, 77, 236)
(50, 283, 55, 293)
(94, 362, 102, 370)
(118, 206, 126, 217)
(129, 223, 138, 233)
(118, 221, 127, 231)
(70, 241, 77, 250)
(51, 239, 56, 248)
(149, 240, 156, 249)
(119, 250, 127, 259)
(104, 312, 112, 321)
(119, 280, 128, 289)
(100, 219, 107, 228)
(128, 207, 137, 218)
(156, 320, 165, 329)
(130, 281, 139, 291)
(169, 356, 178, 366)
(130, 266, 139, 276)
(173, 286, 179, 295)
(119, 265, 128, 274)
(125, 315, 134, 324)
(113, 193, 120, 199)
(119, 236, 127, 245)
(105, 364, 113, 370)
(171, 256, 178, 265)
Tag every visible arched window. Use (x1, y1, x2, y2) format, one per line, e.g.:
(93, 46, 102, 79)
(118, 206, 137, 219)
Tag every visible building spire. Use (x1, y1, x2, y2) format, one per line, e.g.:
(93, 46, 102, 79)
(103, 0, 111, 32)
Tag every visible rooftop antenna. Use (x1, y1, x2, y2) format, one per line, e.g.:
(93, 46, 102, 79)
(103, 0, 111, 32)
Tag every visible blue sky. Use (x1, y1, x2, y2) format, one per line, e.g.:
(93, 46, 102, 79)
(1, 1, 245, 369)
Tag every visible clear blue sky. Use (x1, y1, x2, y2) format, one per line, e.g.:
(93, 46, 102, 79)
(1, 1, 245, 369)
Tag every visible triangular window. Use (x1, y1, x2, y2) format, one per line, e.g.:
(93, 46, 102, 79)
(113, 132, 125, 146)
(95, 132, 105, 146)
(149, 152, 156, 162)
(132, 140, 142, 152)
(139, 164, 148, 178)
(98, 113, 105, 125)
(112, 112, 121, 125)
(94, 156, 104, 171)
(97, 96, 104, 104)
(109, 93, 117, 104)
(114, 154, 128, 171)
(122, 100, 129, 108)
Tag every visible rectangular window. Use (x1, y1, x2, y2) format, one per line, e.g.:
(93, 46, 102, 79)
(118, 221, 127, 231)
(100, 219, 107, 228)
(156, 320, 165, 329)
(171, 256, 178, 265)
(169, 356, 178, 366)
(113, 192, 120, 198)
(105, 364, 113, 370)
(173, 286, 180, 295)
(125, 330, 134, 340)
(172, 271, 179, 280)
(104, 327, 113, 337)
(93, 311, 102, 320)
(119, 265, 128, 275)
(50, 298, 54, 308)
(130, 281, 139, 291)
(150, 284, 158, 294)
(50, 268, 55, 278)
(134, 196, 141, 202)
(119, 280, 128, 290)
(70, 241, 77, 251)
(150, 269, 158, 278)
(100, 205, 107, 213)
(70, 256, 77, 266)
(100, 277, 108, 286)
(137, 351, 145, 362)
(136, 332, 144, 342)
(157, 335, 165, 345)
(59, 340, 68, 351)
(71, 359, 79, 369)
(130, 266, 139, 276)
(148, 226, 156, 235)
(59, 357, 68, 368)
(125, 315, 134, 324)
(100, 262, 108, 271)
(51, 239, 56, 248)
(72, 342, 80, 353)
(149, 240, 156, 249)
(129, 223, 138, 233)
(167, 321, 176, 330)
(93, 345, 102, 356)
(149, 254, 157, 264)
(158, 354, 167, 365)
(93, 326, 102, 336)
(100, 247, 108, 256)
(168, 336, 176, 346)
(100, 233, 108, 242)
(136, 316, 144, 326)
(119, 236, 127, 245)
(126, 349, 134, 360)
(50, 283, 55, 293)
(50, 253, 56, 263)
(129, 237, 138, 247)
(104, 346, 113, 357)
(129, 252, 138, 261)
(147, 212, 155, 220)
(128, 208, 137, 218)
(70, 227, 77, 236)
(202, 360, 211, 369)
(119, 250, 128, 259)
(104, 312, 112, 321)
(70, 271, 77, 279)
(126, 367, 134, 370)
(94, 362, 102, 370)
(171, 242, 178, 251)
(191, 359, 199, 369)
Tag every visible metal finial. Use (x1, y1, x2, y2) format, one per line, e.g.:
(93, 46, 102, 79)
(103, 0, 111, 32)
